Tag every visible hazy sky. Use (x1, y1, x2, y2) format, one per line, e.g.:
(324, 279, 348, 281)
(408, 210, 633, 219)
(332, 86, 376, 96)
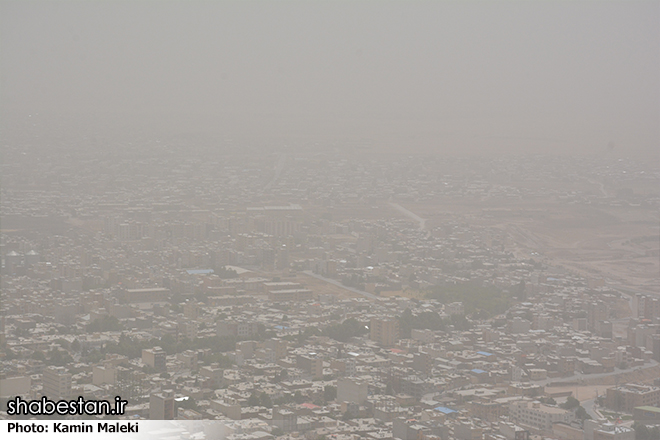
(2, 1, 658, 155)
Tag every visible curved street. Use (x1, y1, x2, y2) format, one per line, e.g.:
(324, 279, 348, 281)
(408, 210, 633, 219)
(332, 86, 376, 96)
(532, 360, 659, 387)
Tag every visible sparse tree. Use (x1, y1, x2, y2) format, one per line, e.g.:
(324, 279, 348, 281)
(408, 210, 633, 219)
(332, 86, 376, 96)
(247, 392, 259, 407)
(259, 392, 273, 408)
(323, 385, 337, 402)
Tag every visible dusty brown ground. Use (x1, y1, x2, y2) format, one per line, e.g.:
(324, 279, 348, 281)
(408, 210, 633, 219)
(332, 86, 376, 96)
(498, 206, 659, 292)
(546, 363, 660, 402)
(545, 385, 611, 401)
(296, 273, 361, 300)
(582, 364, 660, 387)
(304, 194, 658, 298)
(377, 196, 659, 294)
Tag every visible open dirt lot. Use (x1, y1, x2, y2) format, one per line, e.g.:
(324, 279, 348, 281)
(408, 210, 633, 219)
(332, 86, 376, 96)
(296, 273, 361, 300)
(387, 197, 659, 294)
(545, 385, 611, 401)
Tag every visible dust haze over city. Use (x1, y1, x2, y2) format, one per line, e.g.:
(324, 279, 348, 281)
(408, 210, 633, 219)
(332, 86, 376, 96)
(1, 1, 659, 439)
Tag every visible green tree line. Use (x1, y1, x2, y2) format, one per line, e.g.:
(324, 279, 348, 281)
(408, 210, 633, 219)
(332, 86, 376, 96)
(426, 281, 514, 318)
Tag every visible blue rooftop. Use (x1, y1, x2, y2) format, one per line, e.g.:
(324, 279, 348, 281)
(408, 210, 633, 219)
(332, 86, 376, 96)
(434, 407, 457, 414)
(477, 351, 493, 356)
(471, 369, 486, 374)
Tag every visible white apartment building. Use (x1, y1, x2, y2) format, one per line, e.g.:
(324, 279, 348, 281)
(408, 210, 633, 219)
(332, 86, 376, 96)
(42, 366, 72, 400)
(509, 400, 573, 431)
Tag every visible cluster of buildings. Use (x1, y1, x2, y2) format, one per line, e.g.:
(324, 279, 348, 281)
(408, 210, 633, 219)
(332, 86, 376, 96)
(1, 149, 659, 440)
